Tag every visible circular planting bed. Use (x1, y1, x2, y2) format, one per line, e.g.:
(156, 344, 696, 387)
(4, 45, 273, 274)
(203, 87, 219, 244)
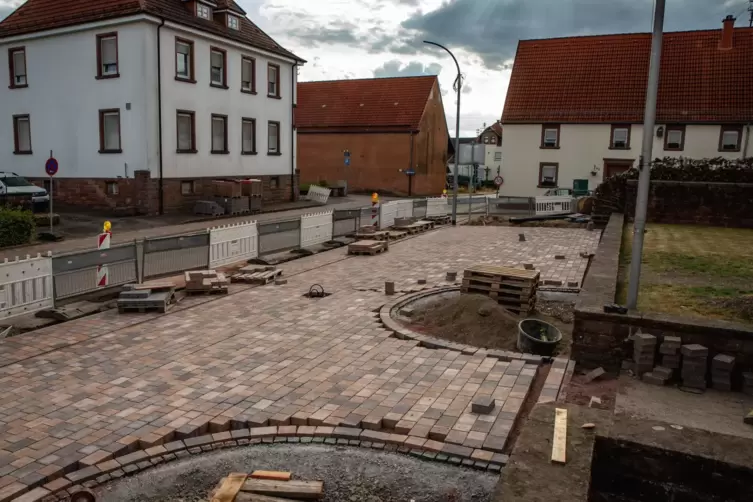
(96, 444, 497, 502)
(381, 287, 572, 356)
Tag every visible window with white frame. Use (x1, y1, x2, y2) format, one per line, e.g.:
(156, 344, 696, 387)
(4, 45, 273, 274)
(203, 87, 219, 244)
(97, 33, 118, 78)
(611, 125, 630, 149)
(197, 2, 212, 19)
(228, 15, 240, 30)
(539, 163, 558, 187)
(664, 125, 685, 150)
(241, 57, 255, 93)
(13, 115, 31, 154)
(99, 109, 121, 152)
(267, 63, 279, 97)
(8, 48, 27, 87)
(242, 118, 256, 154)
(541, 125, 559, 148)
(493, 152, 502, 161)
(719, 126, 742, 151)
(211, 115, 228, 153)
(210, 49, 226, 86)
(268, 121, 280, 154)
(176, 39, 193, 80)
(177, 111, 195, 152)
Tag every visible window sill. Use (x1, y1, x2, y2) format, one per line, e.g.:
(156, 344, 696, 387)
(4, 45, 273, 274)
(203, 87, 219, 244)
(210, 83, 229, 90)
(176, 149, 198, 154)
(664, 147, 684, 152)
(267, 94, 282, 100)
(13, 150, 32, 155)
(241, 151, 258, 155)
(267, 151, 282, 156)
(608, 146, 631, 150)
(539, 146, 559, 149)
(718, 148, 741, 153)
(211, 150, 229, 155)
(99, 149, 122, 154)
(96, 73, 120, 80)
(9, 84, 28, 89)
(241, 89, 257, 95)
(175, 77, 196, 84)
(538, 184, 558, 188)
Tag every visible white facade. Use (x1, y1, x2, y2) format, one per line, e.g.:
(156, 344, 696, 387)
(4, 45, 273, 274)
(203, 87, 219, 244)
(0, 16, 298, 182)
(499, 123, 751, 196)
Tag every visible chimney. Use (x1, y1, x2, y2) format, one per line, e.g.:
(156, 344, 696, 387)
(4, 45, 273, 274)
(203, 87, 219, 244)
(720, 15, 735, 50)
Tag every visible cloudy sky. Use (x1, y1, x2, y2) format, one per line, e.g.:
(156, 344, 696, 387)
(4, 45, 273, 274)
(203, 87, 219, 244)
(0, 0, 747, 135)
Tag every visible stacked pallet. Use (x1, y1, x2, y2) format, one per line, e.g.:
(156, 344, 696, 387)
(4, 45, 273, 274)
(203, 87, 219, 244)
(232, 266, 282, 285)
(117, 282, 175, 314)
(184, 270, 229, 295)
(210, 470, 323, 501)
(347, 239, 389, 256)
(461, 264, 539, 315)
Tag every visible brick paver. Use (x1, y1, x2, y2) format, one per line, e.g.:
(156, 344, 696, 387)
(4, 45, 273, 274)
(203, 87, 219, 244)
(0, 226, 595, 497)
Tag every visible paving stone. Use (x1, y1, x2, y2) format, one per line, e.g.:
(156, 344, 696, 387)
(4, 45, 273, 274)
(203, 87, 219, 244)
(471, 397, 495, 415)
(681, 344, 708, 358)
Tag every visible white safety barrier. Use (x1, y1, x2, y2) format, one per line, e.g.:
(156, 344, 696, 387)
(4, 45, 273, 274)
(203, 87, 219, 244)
(380, 201, 399, 229)
(535, 196, 573, 215)
(0, 253, 54, 321)
(306, 185, 331, 204)
(426, 197, 449, 217)
(301, 211, 334, 248)
(209, 221, 259, 268)
(394, 200, 414, 220)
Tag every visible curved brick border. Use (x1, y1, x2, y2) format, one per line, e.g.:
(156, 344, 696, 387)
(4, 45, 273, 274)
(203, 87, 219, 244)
(379, 287, 544, 364)
(22, 426, 509, 502)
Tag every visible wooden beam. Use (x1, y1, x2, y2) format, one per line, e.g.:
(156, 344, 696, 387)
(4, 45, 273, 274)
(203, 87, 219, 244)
(235, 494, 300, 502)
(241, 479, 324, 500)
(212, 473, 248, 502)
(250, 471, 292, 482)
(551, 407, 568, 464)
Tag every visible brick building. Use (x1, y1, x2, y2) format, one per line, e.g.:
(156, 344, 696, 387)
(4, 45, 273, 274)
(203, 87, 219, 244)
(296, 76, 450, 196)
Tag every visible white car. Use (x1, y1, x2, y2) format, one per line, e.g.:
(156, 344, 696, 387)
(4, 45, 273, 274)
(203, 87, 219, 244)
(0, 172, 49, 207)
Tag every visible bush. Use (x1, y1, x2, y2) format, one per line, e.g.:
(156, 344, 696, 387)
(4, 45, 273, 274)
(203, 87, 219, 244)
(0, 208, 36, 247)
(299, 183, 311, 193)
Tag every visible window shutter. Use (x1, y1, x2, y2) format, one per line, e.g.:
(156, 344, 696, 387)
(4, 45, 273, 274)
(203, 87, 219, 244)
(212, 118, 225, 151)
(102, 38, 117, 65)
(13, 52, 25, 76)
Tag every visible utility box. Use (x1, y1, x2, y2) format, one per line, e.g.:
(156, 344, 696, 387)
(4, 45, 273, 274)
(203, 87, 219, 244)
(573, 179, 589, 197)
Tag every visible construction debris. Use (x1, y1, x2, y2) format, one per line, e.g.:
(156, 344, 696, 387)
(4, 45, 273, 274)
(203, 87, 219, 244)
(347, 239, 389, 256)
(211, 473, 324, 501)
(251, 471, 292, 482)
(185, 270, 229, 295)
(633, 333, 657, 376)
(583, 367, 605, 383)
(581, 423, 596, 430)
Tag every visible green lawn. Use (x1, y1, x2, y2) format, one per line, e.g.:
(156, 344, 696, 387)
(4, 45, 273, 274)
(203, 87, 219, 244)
(618, 223, 753, 324)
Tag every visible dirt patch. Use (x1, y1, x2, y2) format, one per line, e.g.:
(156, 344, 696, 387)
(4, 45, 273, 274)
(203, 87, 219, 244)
(469, 215, 586, 229)
(405, 293, 573, 354)
(536, 299, 575, 324)
(707, 294, 753, 321)
(564, 372, 619, 411)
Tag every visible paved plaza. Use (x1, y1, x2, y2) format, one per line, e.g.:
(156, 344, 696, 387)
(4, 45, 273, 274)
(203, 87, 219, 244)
(0, 226, 599, 500)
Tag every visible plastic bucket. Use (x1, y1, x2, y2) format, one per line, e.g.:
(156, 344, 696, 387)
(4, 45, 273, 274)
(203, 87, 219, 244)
(517, 319, 562, 356)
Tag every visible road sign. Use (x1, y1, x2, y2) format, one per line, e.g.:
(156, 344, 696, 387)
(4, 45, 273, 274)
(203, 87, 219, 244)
(97, 265, 109, 288)
(494, 176, 504, 187)
(406, 169, 415, 176)
(45, 157, 59, 176)
(344, 157, 350, 166)
(98, 232, 111, 250)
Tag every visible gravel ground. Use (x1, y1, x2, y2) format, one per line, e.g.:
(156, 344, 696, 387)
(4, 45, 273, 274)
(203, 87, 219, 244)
(96, 444, 498, 502)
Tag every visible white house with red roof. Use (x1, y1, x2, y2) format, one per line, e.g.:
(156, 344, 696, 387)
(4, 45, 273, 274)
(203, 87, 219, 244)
(0, 0, 304, 214)
(499, 15, 752, 197)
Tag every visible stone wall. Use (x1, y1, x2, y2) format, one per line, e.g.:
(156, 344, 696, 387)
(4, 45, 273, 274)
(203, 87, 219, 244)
(625, 180, 753, 227)
(573, 212, 753, 375)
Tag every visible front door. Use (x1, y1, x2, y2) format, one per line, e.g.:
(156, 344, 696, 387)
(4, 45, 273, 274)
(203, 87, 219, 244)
(603, 159, 634, 179)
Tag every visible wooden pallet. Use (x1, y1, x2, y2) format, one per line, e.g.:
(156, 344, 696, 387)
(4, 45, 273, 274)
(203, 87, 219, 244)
(464, 264, 540, 287)
(355, 230, 390, 241)
(461, 278, 537, 294)
(232, 269, 282, 285)
(426, 215, 452, 225)
(393, 220, 435, 233)
(386, 231, 408, 240)
(461, 285, 533, 300)
(348, 239, 388, 256)
(185, 288, 229, 296)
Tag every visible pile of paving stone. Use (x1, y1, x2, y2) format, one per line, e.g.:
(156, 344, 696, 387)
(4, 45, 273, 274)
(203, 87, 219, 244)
(184, 270, 229, 295)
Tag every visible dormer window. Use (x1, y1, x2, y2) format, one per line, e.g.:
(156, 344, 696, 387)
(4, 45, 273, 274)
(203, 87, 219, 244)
(228, 15, 240, 30)
(197, 2, 212, 19)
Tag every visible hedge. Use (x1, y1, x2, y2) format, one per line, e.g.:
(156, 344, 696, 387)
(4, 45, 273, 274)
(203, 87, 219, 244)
(0, 208, 36, 247)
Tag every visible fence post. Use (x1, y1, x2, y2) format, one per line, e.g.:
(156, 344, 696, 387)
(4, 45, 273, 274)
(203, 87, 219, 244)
(136, 239, 144, 283)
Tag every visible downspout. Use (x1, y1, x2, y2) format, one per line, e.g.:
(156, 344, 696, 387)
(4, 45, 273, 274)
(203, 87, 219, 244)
(408, 132, 415, 196)
(290, 62, 297, 201)
(744, 123, 752, 159)
(157, 19, 165, 214)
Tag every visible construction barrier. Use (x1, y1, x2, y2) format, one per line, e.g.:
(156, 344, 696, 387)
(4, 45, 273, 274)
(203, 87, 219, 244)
(394, 200, 414, 220)
(53, 243, 138, 299)
(534, 196, 573, 215)
(332, 209, 360, 237)
(426, 197, 449, 217)
(300, 211, 333, 248)
(379, 201, 399, 229)
(209, 221, 259, 268)
(142, 233, 210, 281)
(0, 253, 54, 321)
(306, 185, 331, 205)
(258, 219, 301, 255)
(412, 199, 428, 219)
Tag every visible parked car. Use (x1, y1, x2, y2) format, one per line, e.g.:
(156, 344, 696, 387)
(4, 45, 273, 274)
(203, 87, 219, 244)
(542, 188, 574, 197)
(0, 172, 49, 211)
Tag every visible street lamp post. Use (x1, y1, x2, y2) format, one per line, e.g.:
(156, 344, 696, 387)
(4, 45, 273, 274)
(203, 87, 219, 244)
(424, 40, 461, 225)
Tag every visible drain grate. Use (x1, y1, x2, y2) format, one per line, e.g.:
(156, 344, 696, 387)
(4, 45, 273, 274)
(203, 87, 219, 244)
(303, 284, 332, 299)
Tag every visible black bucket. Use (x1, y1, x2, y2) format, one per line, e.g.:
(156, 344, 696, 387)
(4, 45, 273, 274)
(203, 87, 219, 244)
(517, 319, 562, 356)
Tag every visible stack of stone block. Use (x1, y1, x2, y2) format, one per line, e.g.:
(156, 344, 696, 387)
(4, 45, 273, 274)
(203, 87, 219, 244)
(711, 354, 735, 391)
(743, 373, 753, 396)
(633, 333, 657, 376)
(680, 344, 708, 391)
(659, 336, 682, 371)
(184, 270, 229, 294)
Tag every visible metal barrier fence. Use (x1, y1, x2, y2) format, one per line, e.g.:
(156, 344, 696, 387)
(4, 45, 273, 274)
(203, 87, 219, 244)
(53, 243, 138, 299)
(209, 221, 259, 268)
(426, 197, 449, 217)
(306, 185, 331, 204)
(0, 253, 54, 321)
(413, 199, 427, 219)
(259, 219, 301, 255)
(488, 196, 535, 215)
(394, 200, 414, 220)
(142, 233, 210, 281)
(534, 196, 573, 215)
(301, 211, 333, 248)
(360, 206, 380, 228)
(333, 209, 360, 237)
(380, 201, 398, 229)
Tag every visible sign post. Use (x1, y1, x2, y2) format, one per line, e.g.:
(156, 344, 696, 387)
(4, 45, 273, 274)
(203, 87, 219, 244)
(97, 221, 112, 288)
(45, 154, 58, 234)
(371, 192, 379, 228)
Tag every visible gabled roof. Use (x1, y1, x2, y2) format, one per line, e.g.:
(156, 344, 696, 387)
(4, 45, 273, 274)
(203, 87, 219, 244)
(296, 76, 438, 131)
(502, 25, 753, 124)
(478, 122, 502, 140)
(0, 0, 303, 62)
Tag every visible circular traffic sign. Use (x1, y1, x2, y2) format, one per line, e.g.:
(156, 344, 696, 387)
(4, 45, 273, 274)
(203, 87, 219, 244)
(45, 157, 59, 176)
(494, 175, 504, 187)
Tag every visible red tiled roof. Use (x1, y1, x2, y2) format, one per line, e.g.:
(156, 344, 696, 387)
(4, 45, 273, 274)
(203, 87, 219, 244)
(0, 0, 302, 62)
(501, 27, 753, 124)
(296, 76, 437, 131)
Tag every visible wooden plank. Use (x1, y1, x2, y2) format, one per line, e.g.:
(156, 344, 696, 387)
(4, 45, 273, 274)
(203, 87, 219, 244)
(461, 280, 535, 296)
(235, 494, 300, 502)
(241, 479, 323, 500)
(465, 264, 539, 280)
(212, 473, 248, 502)
(250, 471, 292, 482)
(551, 408, 568, 464)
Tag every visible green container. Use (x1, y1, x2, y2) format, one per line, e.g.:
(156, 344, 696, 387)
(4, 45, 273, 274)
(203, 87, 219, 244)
(572, 179, 589, 196)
